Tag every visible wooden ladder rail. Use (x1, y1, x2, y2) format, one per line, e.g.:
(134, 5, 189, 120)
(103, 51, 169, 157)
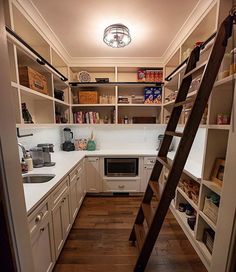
(129, 12, 235, 272)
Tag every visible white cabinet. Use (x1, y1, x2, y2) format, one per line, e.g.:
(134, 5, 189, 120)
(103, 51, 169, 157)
(69, 160, 84, 222)
(86, 157, 100, 192)
(28, 201, 55, 272)
(51, 178, 71, 258)
(141, 157, 156, 192)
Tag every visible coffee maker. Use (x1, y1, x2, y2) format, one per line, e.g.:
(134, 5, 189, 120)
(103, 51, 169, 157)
(62, 128, 75, 151)
(37, 143, 56, 166)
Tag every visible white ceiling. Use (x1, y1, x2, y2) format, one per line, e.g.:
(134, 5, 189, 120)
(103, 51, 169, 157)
(31, 0, 199, 58)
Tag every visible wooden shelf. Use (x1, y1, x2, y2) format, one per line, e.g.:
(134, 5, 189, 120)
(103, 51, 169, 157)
(19, 84, 54, 101)
(69, 82, 163, 87)
(177, 187, 198, 210)
(117, 104, 162, 107)
(208, 125, 231, 130)
(199, 211, 216, 231)
(214, 74, 236, 89)
(54, 99, 70, 107)
(72, 104, 115, 107)
(170, 205, 195, 238)
(202, 180, 221, 196)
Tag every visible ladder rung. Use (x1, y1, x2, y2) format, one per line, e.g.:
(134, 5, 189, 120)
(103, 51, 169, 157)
(174, 97, 195, 108)
(156, 156, 172, 169)
(134, 224, 145, 251)
(142, 203, 154, 227)
(149, 181, 159, 198)
(182, 61, 207, 80)
(165, 131, 183, 137)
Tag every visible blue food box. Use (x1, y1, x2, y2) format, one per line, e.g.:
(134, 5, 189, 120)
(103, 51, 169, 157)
(153, 87, 162, 104)
(144, 87, 154, 104)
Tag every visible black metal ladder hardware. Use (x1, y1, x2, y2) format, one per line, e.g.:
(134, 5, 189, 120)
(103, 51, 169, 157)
(129, 11, 235, 272)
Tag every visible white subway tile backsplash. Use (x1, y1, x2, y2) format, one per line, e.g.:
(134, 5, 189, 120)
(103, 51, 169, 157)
(17, 125, 206, 169)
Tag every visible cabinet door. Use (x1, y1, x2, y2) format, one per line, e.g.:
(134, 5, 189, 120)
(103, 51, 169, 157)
(70, 179, 78, 221)
(86, 157, 100, 192)
(76, 173, 83, 206)
(142, 165, 154, 192)
(61, 193, 71, 238)
(31, 217, 54, 272)
(52, 200, 64, 258)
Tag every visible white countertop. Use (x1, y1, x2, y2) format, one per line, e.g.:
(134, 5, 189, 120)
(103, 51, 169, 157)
(23, 149, 158, 214)
(23, 149, 202, 214)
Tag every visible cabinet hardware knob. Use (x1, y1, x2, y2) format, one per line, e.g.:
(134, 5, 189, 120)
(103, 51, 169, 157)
(40, 228, 45, 233)
(35, 212, 43, 223)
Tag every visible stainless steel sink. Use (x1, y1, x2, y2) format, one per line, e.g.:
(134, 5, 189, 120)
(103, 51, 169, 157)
(22, 174, 55, 183)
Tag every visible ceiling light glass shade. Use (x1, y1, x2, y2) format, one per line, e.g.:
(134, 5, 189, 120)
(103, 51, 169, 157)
(103, 24, 131, 48)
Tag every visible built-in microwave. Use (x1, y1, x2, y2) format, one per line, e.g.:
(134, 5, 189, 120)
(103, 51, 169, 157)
(104, 158, 139, 177)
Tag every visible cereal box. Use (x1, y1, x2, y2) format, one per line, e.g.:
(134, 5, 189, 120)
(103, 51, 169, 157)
(153, 87, 162, 104)
(144, 87, 154, 104)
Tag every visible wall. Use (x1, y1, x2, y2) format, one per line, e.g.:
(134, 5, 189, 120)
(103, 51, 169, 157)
(17, 125, 166, 153)
(17, 125, 206, 166)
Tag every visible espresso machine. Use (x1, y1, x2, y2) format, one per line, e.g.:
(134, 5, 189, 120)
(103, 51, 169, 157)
(62, 128, 75, 151)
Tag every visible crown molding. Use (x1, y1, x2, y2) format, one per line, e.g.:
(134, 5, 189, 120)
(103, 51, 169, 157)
(69, 57, 164, 67)
(162, 0, 217, 65)
(12, 0, 217, 68)
(13, 0, 71, 65)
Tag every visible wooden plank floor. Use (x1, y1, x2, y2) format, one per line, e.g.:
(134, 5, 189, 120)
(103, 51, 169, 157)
(53, 196, 207, 272)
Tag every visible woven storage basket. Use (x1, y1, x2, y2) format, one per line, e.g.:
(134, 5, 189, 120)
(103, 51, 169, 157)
(203, 197, 219, 224)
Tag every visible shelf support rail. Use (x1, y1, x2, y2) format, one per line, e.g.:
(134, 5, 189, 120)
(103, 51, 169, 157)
(165, 32, 217, 82)
(5, 26, 68, 82)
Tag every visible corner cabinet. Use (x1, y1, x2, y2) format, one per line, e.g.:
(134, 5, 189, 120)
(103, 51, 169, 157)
(85, 157, 101, 192)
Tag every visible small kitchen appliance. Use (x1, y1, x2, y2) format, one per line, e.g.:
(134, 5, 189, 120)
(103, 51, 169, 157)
(62, 128, 75, 151)
(37, 143, 55, 167)
(30, 147, 44, 168)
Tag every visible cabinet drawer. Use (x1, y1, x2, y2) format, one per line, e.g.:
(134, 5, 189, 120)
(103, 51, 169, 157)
(144, 157, 156, 165)
(103, 179, 140, 192)
(28, 201, 49, 236)
(51, 177, 69, 206)
(69, 162, 83, 184)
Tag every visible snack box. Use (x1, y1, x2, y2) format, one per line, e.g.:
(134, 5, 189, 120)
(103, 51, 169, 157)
(153, 87, 162, 104)
(144, 87, 154, 104)
(137, 69, 146, 82)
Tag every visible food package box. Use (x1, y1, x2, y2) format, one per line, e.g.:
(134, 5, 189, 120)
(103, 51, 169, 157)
(78, 90, 98, 104)
(144, 87, 154, 104)
(153, 87, 162, 104)
(19, 66, 48, 95)
(137, 69, 146, 82)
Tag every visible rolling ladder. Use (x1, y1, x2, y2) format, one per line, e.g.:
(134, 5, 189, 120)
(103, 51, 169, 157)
(129, 10, 236, 272)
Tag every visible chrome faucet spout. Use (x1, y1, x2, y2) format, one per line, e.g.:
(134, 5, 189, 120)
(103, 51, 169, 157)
(18, 143, 27, 158)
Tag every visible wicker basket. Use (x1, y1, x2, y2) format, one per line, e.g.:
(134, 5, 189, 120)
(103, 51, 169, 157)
(203, 197, 219, 224)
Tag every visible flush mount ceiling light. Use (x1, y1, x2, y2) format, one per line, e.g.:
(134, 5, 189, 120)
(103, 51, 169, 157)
(103, 24, 131, 48)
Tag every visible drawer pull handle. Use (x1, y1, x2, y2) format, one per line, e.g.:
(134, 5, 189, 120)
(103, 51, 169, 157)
(118, 185, 125, 189)
(150, 160, 155, 163)
(35, 212, 43, 223)
(40, 228, 45, 233)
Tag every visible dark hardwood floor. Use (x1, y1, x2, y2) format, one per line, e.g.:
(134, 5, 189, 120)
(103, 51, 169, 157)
(53, 196, 206, 272)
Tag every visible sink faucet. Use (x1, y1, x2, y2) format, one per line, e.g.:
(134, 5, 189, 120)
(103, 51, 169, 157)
(18, 143, 27, 158)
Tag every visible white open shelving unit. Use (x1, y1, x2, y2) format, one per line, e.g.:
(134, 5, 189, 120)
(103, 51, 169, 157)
(4, 0, 236, 271)
(162, 2, 235, 270)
